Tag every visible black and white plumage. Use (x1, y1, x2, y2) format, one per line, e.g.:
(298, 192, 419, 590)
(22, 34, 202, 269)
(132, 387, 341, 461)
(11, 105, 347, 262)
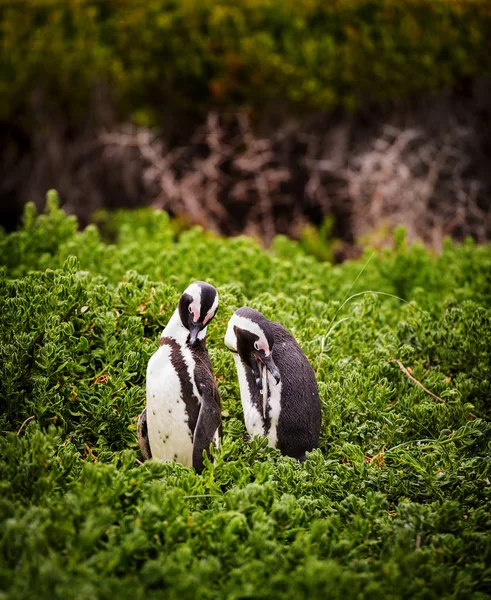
(138, 281, 221, 473)
(225, 307, 321, 461)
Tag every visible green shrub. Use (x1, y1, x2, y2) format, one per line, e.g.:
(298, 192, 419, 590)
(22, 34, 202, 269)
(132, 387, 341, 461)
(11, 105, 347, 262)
(0, 194, 490, 598)
(1, 0, 490, 124)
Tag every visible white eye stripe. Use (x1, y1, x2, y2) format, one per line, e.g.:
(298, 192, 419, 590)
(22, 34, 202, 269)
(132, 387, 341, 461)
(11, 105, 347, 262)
(224, 320, 237, 351)
(184, 283, 202, 314)
(203, 293, 219, 325)
(229, 314, 269, 349)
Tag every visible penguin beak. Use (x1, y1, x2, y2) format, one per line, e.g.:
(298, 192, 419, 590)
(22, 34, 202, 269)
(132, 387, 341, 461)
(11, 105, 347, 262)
(259, 353, 281, 385)
(188, 321, 202, 346)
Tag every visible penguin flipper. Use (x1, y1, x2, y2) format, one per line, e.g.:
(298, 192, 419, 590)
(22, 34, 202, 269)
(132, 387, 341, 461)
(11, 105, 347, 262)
(137, 408, 152, 461)
(192, 389, 221, 474)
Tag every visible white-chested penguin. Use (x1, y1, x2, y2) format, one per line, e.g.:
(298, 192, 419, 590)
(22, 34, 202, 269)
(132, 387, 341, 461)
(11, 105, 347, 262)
(225, 307, 321, 461)
(137, 281, 221, 473)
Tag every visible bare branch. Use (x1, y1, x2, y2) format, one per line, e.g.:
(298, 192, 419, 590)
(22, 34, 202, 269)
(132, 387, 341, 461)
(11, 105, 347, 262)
(17, 415, 35, 436)
(389, 359, 446, 404)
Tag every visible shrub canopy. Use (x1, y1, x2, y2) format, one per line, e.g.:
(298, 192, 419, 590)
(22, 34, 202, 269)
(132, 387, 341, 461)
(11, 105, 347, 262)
(0, 194, 490, 597)
(1, 0, 490, 124)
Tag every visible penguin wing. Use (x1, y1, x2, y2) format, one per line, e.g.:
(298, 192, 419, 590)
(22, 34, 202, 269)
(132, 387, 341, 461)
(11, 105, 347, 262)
(137, 408, 152, 461)
(192, 386, 221, 474)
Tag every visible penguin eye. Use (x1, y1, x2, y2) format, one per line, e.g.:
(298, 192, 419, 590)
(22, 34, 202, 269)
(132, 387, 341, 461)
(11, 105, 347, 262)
(254, 342, 260, 351)
(188, 304, 193, 314)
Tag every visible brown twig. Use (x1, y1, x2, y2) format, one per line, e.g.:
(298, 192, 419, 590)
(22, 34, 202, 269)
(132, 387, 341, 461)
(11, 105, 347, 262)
(93, 107, 490, 248)
(365, 447, 385, 466)
(389, 359, 446, 403)
(135, 458, 143, 466)
(17, 415, 35, 436)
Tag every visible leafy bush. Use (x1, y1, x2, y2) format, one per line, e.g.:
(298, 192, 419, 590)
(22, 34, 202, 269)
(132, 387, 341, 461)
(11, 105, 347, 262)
(1, 193, 490, 598)
(1, 0, 490, 124)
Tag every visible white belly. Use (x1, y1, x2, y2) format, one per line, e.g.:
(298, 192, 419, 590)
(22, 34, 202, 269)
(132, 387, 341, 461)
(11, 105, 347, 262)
(234, 355, 264, 437)
(146, 345, 194, 466)
(234, 355, 282, 447)
(265, 373, 282, 448)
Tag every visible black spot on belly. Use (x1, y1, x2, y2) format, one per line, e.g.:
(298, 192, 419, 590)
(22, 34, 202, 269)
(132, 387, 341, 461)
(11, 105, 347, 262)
(152, 411, 156, 416)
(174, 453, 178, 459)
(168, 409, 172, 414)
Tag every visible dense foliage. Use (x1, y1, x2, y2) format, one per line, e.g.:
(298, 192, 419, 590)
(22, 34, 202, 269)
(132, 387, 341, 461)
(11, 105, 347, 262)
(1, 0, 490, 124)
(1, 192, 490, 598)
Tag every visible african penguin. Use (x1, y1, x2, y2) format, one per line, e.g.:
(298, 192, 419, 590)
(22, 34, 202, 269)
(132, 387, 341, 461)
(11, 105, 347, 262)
(225, 307, 321, 461)
(138, 281, 222, 473)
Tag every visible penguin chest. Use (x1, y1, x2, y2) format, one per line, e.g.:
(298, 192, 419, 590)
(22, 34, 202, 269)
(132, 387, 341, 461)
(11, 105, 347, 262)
(234, 355, 264, 437)
(234, 356, 282, 447)
(146, 344, 196, 467)
(264, 375, 282, 449)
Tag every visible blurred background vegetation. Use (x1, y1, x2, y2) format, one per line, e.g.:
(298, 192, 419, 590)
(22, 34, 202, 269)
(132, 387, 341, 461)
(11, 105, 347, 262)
(1, 0, 490, 256)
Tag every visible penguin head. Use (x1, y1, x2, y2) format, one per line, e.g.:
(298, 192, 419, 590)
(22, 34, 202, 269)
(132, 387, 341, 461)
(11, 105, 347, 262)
(225, 307, 281, 386)
(178, 281, 219, 346)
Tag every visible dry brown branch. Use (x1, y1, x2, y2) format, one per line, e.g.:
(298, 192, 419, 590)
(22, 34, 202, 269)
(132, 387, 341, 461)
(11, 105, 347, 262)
(81, 102, 488, 245)
(17, 415, 35, 436)
(255, 173, 276, 244)
(348, 107, 487, 247)
(4, 79, 489, 248)
(365, 448, 385, 466)
(389, 359, 446, 403)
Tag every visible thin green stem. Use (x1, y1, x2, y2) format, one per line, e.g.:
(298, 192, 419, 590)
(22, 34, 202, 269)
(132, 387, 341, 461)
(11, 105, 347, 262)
(182, 494, 221, 499)
(79, 358, 119, 383)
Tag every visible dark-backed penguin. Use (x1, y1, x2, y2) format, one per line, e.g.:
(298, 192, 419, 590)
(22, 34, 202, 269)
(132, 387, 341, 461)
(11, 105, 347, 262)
(225, 307, 321, 461)
(138, 281, 221, 473)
